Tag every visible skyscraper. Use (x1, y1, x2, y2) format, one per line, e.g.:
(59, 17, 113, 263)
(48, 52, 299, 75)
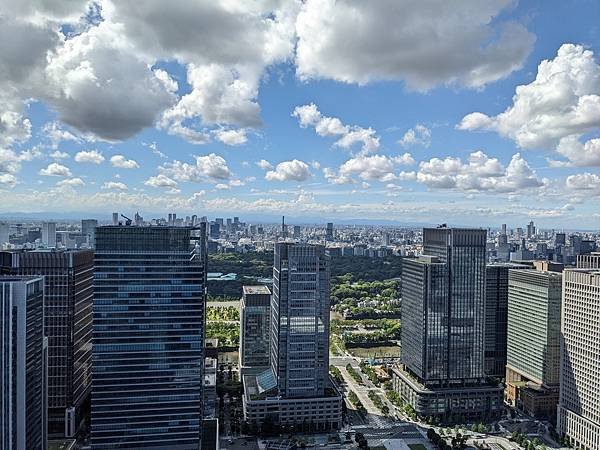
(325, 222, 333, 241)
(42, 222, 56, 247)
(505, 268, 562, 419)
(82, 219, 98, 248)
(485, 264, 528, 378)
(243, 243, 342, 432)
(392, 227, 503, 420)
(239, 285, 271, 373)
(0, 276, 47, 450)
(0, 222, 8, 247)
(91, 224, 207, 449)
(1, 249, 93, 437)
(557, 269, 600, 450)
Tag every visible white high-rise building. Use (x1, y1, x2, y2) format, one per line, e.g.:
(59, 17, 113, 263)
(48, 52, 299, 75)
(41, 222, 56, 247)
(557, 269, 600, 450)
(0, 222, 9, 246)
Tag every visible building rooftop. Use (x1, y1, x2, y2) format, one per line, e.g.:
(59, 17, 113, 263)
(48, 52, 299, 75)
(243, 285, 271, 295)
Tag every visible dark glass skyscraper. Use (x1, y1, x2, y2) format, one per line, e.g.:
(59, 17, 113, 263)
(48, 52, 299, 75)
(91, 225, 206, 449)
(392, 227, 503, 421)
(0, 276, 47, 450)
(0, 249, 93, 437)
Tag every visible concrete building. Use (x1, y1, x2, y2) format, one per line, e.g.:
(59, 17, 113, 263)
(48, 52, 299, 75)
(239, 285, 271, 374)
(91, 225, 207, 449)
(392, 227, 503, 421)
(576, 252, 600, 269)
(0, 276, 48, 450)
(203, 357, 217, 419)
(243, 243, 342, 432)
(0, 249, 93, 438)
(42, 222, 56, 247)
(0, 222, 8, 247)
(505, 268, 562, 419)
(81, 219, 98, 248)
(557, 269, 600, 450)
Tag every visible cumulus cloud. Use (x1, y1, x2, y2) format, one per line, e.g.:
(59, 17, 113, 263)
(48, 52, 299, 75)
(458, 44, 600, 166)
(265, 160, 311, 181)
(416, 151, 543, 193)
(49, 150, 70, 160)
(295, 0, 535, 90)
(566, 173, 600, 191)
(75, 150, 105, 164)
(110, 155, 140, 169)
(159, 153, 232, 183)
(57, 177, 84, 187)
(102, 181, 128, 190)
(324, 153, 415, 184)
(256, 159, 273, 170)
(0, 111, 32, 147)
(144, 174, 178, 188)
(39, 162, 72, 177)
(41, 121, 79, 149)
(214, 128, 248, 146)
(399, 124, 431, 148)
(293, 103, 379, 153)
(44, 22, 177, 141)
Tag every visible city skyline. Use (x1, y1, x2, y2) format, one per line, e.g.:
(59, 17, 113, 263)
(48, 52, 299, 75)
(0, 1, 599, 227)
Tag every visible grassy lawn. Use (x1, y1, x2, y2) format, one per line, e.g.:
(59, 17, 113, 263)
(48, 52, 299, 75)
(408, 444, 428, 450)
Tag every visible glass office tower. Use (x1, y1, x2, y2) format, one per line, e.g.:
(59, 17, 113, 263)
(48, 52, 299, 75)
(0, 249, 93, 437)
(0, 276, 47, 450)
(392, 227, 503, 421)
(91, 225, 206, 449)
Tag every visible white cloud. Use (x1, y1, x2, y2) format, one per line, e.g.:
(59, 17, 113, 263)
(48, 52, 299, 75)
(399, 124, 431, 148)
(41, 121, 79, 148)
(293, 103, 379, 153)
(75, 149, 105, 164)
(49, 150, 70, 160)
(458, 44, 600, 166)
(214, 128, 247, 146)
(556, 136, 600, 167)
(325, 153, 415, 184)
(102, 181, 128, 190)
(39, 162, 72, 177)
(144, 174, 178, 188)
(159, 153, 232, 183)
(57, 177, 84, 187)
(566, 173, 600, 191)
(110, 155, 140, 169)
(0, 111, 32, 147)
(416, 151, 543, 193)
(0, 173, 17, 187)
(265, 160, 311, 182)
(256, 159, 273, 170)
(295, 0, 534, 90)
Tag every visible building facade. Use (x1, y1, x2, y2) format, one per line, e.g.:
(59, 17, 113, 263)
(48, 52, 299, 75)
(91, 225, 207, 449)
(243, 243, 342, 432)
(0, 276, 47, 450)
(81, 219, 98, 248)
(0, 249, 93, 437)
(484, 264, 528, 378)
(557, 269, 600, 450)
(41, 222, 56, 248)
(393, 227, 503, 421)
(506, 268, 562, 419)
(240, 285, 271, 373)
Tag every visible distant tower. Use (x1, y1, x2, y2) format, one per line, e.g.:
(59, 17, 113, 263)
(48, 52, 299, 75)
(41, 222, 56, 247)
(326, 222, 334, 241)
(112, 212, 119, 225)
(281, 216, 287, 238)
(0, 222, 9, 246)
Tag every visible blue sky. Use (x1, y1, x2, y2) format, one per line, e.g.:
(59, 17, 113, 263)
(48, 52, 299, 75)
(1, 0, 600, 227)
